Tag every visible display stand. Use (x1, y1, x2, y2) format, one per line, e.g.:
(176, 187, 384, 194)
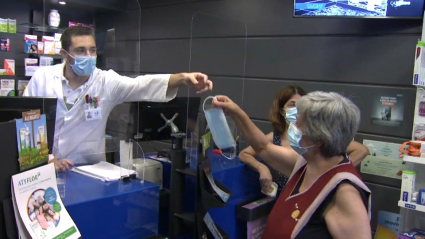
(167, 140, 232, 238)
(0, 121, 20, 239)
(398, 11, 425, 235)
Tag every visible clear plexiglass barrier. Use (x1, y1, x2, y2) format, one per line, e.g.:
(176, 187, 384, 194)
(187, 13, 248, 170)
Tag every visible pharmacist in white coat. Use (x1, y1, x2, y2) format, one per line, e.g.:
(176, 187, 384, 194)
(23, 26, 212, 171)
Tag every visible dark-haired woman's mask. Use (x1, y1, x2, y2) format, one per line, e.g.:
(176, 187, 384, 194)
(285, 107, 297, 124)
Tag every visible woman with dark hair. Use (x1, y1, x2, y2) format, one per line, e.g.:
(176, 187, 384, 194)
(239, 86, 370, 194)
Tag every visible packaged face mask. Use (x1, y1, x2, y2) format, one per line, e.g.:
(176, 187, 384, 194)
(262, 182, 278, 197)
(203, 96, 236, 159)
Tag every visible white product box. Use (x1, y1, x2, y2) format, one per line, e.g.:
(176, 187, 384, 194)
(39, 56, 54, 67)
(54, 33, 62, 55)
(24, 58, 39, 76)
(42, 36, 55, 55)
(133, 158, 163, 188)
(1, 79, 14, 89)
(401, 170, 416, 202)
(0, 79, 15, 96)
(413, 41, 425, 86)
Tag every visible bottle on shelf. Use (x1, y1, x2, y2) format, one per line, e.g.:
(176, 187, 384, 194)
(48, 10, 60, 28)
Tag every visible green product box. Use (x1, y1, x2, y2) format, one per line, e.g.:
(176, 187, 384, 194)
(0, 18, 7, 32)
(8, 19, 16, 33)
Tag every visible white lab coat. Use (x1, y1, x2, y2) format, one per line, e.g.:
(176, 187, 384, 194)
(24, 63, 177, 164)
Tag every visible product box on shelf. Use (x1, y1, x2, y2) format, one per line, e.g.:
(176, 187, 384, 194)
(0, 79, 15, 96)
(401, 170, 417, 203)
(37, 41, 44, 54)
(0, 18, 7, 32)
(418, 189, 425, 206)
(399, 228, 425, 239)
(0, 38, 10, 51)
(69, 21, 94, 31)
(7, 19, 16, 33)
(24, 35, 38, 53)
(54, 33, 62, 55)
(1, 79, 14, 89)
(17, 80, 29, 96)
(39, 56, 53, 67)
(42, 36, 55, 55)
(4, 59, 15, 76)
(413, 41, 425, 86)
(24, 58, 39, 76)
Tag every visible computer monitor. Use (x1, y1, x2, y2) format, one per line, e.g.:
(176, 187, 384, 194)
(0, 97, 57, 154)
(136, 97, 201, 141)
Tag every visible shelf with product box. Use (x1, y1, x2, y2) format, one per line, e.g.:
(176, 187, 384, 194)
(26, 53, 62, 59)
(398, 200, 425, 213)
(24, 33, 63, 77)
(398, 37, 425, 237)
(403, 155, 425, 165)
(0, 18, 17, 34)
(18, 23, 64, 33)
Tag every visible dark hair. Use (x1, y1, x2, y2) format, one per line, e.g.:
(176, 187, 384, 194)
(61, 26, 94, 51)
(269, 86, 307, 134)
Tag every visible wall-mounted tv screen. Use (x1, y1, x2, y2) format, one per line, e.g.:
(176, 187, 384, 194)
(294, 0, 424, 18)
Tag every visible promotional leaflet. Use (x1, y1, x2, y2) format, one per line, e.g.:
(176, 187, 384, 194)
(16, 110, 49, 171)
(370, 94, 405, 127)
(203, 212, 223, 239)
(375, 211, 399, 239)
(204, 170, 230, 203)
(11, 163, 81, 239)
(361, 140, 407, 179)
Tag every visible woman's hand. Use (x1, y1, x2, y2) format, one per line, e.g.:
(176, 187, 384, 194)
(212, 95, 241, 117)
(258, 165, 273, 193)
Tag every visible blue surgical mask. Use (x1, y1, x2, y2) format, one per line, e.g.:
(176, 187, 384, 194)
(285, 107, 297, 124)
(287, 123, 314, 155)
(66, 51, 96, 76)
(203, 96, 236, 159)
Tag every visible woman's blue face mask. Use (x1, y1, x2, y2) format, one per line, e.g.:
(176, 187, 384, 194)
(285, 107, 297, 124)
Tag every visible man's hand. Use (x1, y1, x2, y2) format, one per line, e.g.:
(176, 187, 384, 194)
(49, 158, 74, 172)
(212, 95, 241, 117)
(169, 72, 213, 94)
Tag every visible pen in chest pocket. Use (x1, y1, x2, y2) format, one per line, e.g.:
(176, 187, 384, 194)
(84, 95, 90, 110)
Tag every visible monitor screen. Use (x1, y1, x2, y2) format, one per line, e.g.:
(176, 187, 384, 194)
(137, 97, 201, 141)
(106, 97, 201, 142)
(294, 0, 424, 18)
(0, 97, 57, 154)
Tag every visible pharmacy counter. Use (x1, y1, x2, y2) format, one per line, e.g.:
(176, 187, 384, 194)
(61, 171, 159, 239)
(151, 151, 266, 239)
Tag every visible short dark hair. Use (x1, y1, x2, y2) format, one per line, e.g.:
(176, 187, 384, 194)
(269, 86, 307, 134)
(61, 26, 94, 51)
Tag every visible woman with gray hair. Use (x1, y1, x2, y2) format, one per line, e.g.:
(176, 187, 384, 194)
(213, 91, 371, 239)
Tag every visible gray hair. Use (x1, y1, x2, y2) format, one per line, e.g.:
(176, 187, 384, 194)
(296, 91, 360, 157)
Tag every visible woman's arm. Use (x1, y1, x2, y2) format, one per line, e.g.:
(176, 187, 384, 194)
(325, 183, 371, 239)
(238, 132, 273, 169)
(346, 141, 370, 167)
(239, 133, 274, 191)
(213, 96, 298, 177)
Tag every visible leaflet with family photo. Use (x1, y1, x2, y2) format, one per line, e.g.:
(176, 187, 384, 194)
(11, 163, 81, 239)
